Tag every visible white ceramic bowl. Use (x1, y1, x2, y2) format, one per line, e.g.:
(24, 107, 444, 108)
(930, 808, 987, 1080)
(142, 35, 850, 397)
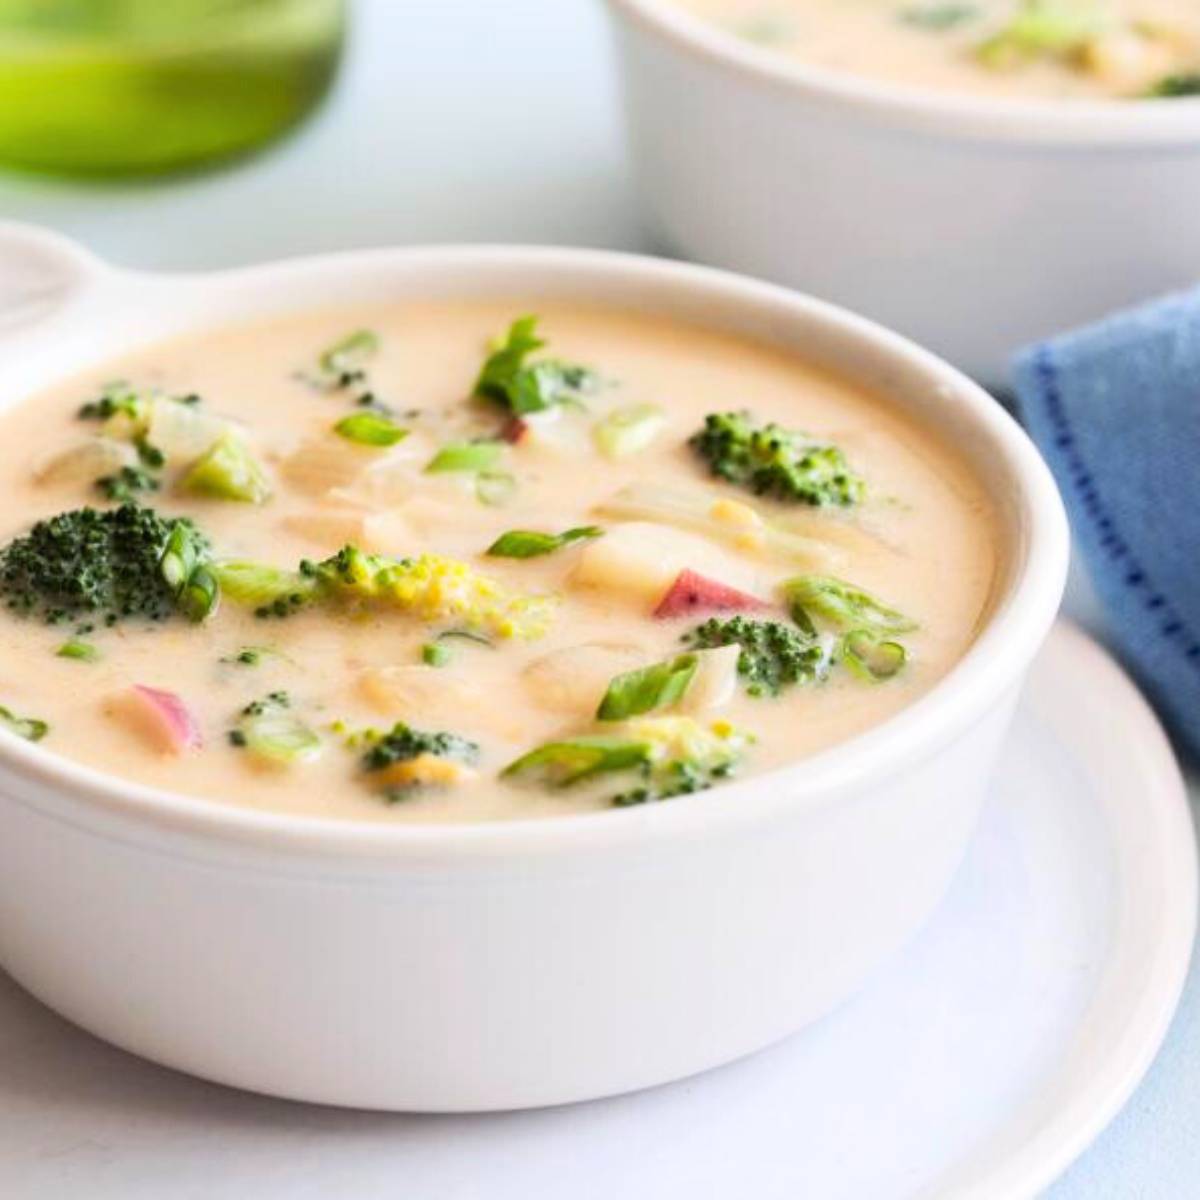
(0, 224, 1067, 1111)
(603, 0, 1200, 384)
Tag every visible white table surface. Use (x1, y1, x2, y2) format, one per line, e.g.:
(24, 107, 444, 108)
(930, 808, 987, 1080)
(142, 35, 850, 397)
(0, 1, 1195, 1195)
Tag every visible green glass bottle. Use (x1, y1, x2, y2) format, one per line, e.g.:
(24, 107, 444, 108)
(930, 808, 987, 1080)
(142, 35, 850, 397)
(0, 0, 345, 177)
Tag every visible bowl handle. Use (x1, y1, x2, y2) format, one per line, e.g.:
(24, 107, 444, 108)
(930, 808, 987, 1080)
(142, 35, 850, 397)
(0, 222, 108, 338)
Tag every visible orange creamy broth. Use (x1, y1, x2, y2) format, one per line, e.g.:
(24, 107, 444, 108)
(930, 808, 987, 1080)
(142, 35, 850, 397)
(0, 301, 999, 823)
(676, 0, 1200, 100)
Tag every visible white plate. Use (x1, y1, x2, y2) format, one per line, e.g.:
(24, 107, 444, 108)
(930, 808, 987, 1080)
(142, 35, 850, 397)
(0, 623, 1193, 1199)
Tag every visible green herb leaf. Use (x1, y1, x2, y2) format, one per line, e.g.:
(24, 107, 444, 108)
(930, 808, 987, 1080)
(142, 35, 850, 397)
(486, 525, 603, 559)
(474, 316, 597, 415)
(501, 735, 652, 787)
(180, 433, 272, 504)
(333, 412, 409, 448)
(0, 703, 48, 741)
(56, 639, 99, 661)
(597, 653, 699, 721)
(425, 441, 504, 474)
(841, 630, 908, 682)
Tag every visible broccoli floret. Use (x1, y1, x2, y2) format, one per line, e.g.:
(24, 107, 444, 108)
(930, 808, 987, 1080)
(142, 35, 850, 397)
(1150, 72, 1200, 97)
(689, 411, 864, 506)
(683, 616, 828, 696)
(96, 465, 161, 503)
(363, 723, 481, 773)
(217, 544, 557, 639)
(0, 504, 213, 626)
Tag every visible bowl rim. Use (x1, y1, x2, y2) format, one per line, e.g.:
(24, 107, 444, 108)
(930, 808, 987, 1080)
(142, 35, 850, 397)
(605, 0, 1200, 145)
(0, 232, 1068, 861)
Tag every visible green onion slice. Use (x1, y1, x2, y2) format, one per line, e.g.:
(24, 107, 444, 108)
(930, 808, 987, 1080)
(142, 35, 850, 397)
(422, 642, 452, 668)
(597, 653, 699, 721)
(783, 575, 916, 635)
(501, 736, 652, 787)
(57, 640, 99, 662)
(476, 470, 517, 507)
(486, 526, 603, 559)
(425, 441, 504, 474)
(841, 630, 908, 682)
(334, 412, 409, 448)
(319, 329, 379, 375)
(238, 712, 323, 766)
(0, 704, 48, 742)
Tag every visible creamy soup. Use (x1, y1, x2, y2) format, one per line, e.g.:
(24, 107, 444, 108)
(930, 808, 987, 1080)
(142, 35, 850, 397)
(0, 303, 999, 824)
(676, 0, 1200, 99)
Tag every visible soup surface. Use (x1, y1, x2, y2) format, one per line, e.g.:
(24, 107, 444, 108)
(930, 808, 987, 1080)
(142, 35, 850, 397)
(0, 303, 998, 824)
(675, 0, 1200, 100)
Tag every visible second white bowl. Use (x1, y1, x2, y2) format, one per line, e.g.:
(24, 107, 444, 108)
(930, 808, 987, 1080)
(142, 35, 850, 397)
(604, 0, 1200, 384)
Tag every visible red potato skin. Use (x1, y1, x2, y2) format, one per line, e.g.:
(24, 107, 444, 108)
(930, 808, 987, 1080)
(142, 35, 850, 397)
(500, 416, 529, 445)
(653, 569, 770, 619)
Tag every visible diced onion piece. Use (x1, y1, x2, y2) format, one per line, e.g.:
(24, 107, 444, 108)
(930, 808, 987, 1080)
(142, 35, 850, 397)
(595, 484, 840, 568)
(283, 437, 377, 495)
(653, 568, 770, 619)
(593, 404, 666, 458)
(122, 685, 203, 754)
(574, 521, 761, 609)
(681, 645, 742, 713)
(358, 666, 522, 737)
(34, 437, 138, 487)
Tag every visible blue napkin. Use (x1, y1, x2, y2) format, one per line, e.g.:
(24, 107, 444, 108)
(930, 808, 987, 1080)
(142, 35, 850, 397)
(1013, 291, 1200, 762)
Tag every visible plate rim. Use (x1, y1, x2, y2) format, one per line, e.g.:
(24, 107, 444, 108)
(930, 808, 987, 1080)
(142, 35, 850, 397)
(925, 620, 1197, 1200)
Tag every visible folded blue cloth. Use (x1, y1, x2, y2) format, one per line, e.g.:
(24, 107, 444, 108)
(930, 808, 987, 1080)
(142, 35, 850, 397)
(1013, 291, 1200, 762)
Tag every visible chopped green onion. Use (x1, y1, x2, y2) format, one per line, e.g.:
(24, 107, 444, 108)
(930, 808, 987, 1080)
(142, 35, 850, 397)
(159, 524, 201, 594)
(901, 3, 979, 29)
(976, 1, 1103, 68)
(502, 735, 652, 787)
(180, 433, 272, 504)
(237, 712, 323, 766)
(783, 576, 916, 635)
(178, 564, 220, 623)
(593, 404, 666, 458)
(597, 653, 699, 721)
(57, 640, 99, 662)
(212, 562, 314, 611)
(425, 441, 504, 474)
(333, 412, 409, 448)
(841, 631, 908, 682)
(319, 329, 379, 377)
(0, 704, 48, 742)
(476, 469, 517, 507)
(486, 526, 603, 559)
(422, 642, 452, 668)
